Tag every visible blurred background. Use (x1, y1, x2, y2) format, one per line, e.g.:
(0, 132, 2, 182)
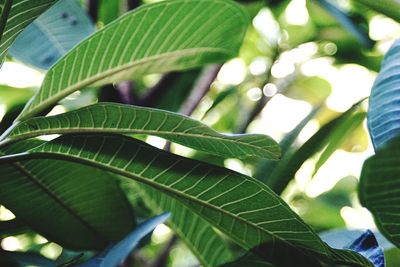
(1, 0, 400, 266)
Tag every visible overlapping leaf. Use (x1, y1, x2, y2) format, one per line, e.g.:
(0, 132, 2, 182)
(78, 213, 170, 267)
(0, 140, 135, 250)
(9, 0, 94, 69)
(17, 0, 249, 120)
(4, 103, 280, 160)
(360, 136, 400, 247)
(368, 39, 400, 150)
(0, 0, 58, 65)
(0, 134, 374, 266)
(135, 184, 232, 267)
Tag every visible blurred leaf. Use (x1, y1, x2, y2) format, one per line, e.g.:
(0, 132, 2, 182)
(17, 0, 249, 120)
(368, 39, 400, 150)
(77, 213, 170, 267)
(9, 0, 94, 70)
(0, 0, 58, 66)
(357, 0, 400, 22)
(0, 85, 34, 108)
(313, 111, 366, 175)
(260, 103, 363, 194)
(98, 0, 122, 25)
(0, 140, 136, 250)
(254, 106, 320, 184)
(5, 103, 281, 160)
(0, 250, 58, 267)
(145, 70, 201, 112)
(313, 0, 373, 48)
(359, 135, 400, 248)
(285, 76, 331, 105)
(0, 219, 27, 236)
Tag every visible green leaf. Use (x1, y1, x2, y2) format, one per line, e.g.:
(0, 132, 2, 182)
(78, 213, 170, 267)
(4, 103, 280, 160)
(254, 106, 321, 185)
(357, 0, 400, 22)
(368, 40, 400, 150)
(135, 183, 232, 267)
(313, 0, 373, 48)
(359, 136, 400, 247)
(17, 0, 249, 120)
(262, 103, 364, 194)
(0, 0, 58, 66)
(0, 134, 374, 266)
(0, 140, 135, 250)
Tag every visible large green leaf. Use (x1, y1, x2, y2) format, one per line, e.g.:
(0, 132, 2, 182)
(359, 136, 400, 247)
(368, 39, 400, 150)
(3, 103, 280, 160)
(0, 140, 135, 250)
(16, 0, 249, 120)
(0, 0, 58, 65)
(0, 134, 373, 266)
(135, 184, 232, 267)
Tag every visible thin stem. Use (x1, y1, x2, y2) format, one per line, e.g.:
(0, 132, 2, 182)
(127, 0, 141, 10)
(87, 0, 99, 23)
(140, 72, 181, 107)
(179, 64, 222, 116)
(150, 235, 178, 267)
(163, 64, 221, 151)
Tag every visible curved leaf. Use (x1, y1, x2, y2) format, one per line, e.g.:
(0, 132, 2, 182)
(4, 103, 280, 160)
(0, 140, 135, 250)
(368, 39, 400, 150)
(78, 213, 170, 267)
(17, 0, 249, 120)
(0, 134, 375, 266)
(0, 134, 332, 263)
(0, 0, 58, 65)
(313, 0, 373, 48)
(359, 136, 400, 247)
(9, 0, 94, 70)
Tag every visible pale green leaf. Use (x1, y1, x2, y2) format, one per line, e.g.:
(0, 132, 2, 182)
(4, 103, 280, 160)
(17, 0, 249, 120)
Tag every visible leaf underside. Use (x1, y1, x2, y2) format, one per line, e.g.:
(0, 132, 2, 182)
(6, 103, 280, 160)
(17, 0, 249, 120)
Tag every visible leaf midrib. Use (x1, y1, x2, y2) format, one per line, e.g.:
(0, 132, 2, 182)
(28, 148, 328, 258)
(6, 127, 277, 158)
(0, 150, 108, 243)
(20, 47, 231, 120)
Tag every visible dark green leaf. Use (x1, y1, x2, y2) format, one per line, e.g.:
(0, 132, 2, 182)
(0, 140, 135, 250)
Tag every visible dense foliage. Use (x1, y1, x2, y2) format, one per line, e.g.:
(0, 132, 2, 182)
(0, 0, 400, 266)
